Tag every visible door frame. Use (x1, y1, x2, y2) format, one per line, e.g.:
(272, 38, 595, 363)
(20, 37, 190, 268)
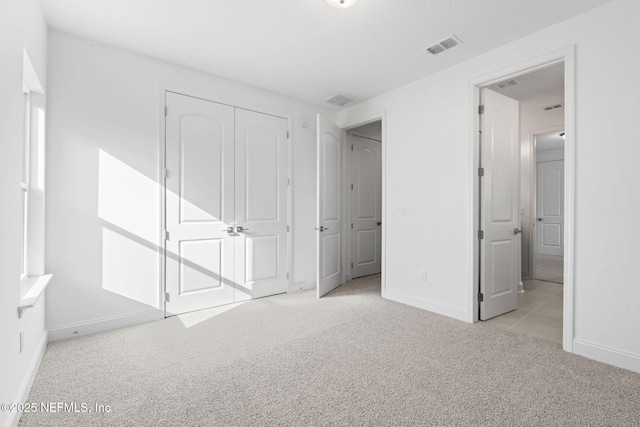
(338, 112, 387, 295)
(346, 129, 382, 282)
(470, 46, 576, 352)
(529, 125, 564, 279)
(158, 87, 293, 315)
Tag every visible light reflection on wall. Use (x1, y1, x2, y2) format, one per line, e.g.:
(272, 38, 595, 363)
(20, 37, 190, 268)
(98, 149, 160, 307)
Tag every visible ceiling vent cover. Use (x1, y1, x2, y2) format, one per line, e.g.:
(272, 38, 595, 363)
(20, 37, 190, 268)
(425, 34, 463, 55)
(543, 104, 563, 111)
(494, 79, 518, 90)
(326, 94, 354, 107)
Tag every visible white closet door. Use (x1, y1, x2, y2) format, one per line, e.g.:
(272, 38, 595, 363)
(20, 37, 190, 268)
(234, 109, 289, 300)
(165, 92, 235, 315)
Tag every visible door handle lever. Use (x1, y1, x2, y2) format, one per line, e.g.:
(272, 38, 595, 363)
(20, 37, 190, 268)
(223, 226, 234, 234)
(377, 221, 382, 226)
(236, 226, 250, 233)
(514, 228, 522, 235)
(314, 226, 329, 232)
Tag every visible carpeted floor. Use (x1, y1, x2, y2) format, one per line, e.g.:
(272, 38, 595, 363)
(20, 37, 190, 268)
(534, 254, 564, 284)
(20, 275, 640, 426)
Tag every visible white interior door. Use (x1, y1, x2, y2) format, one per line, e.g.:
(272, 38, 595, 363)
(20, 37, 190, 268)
(317, 114, 343, 297)
(536, 160, 564, 256)
(165, 92, 235, 315)
(349, 134, 381, 279)
(480, 88, 520, 320)
(234, 108, 289, 300)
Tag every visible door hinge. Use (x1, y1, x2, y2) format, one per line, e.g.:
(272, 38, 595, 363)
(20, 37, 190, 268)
(351, 144, 354, 151)
(478, 167, 484, 177)
(478, 292, 484, 302)
(478, 230, 484, 240)
(164, 106, 168, 117)
(478, 105, 485, 115)
(286, 273, 289, 279)
(351, 262, 354, 269)
(287, 178, 290, 186)
(351, 183, 354, 190)
(351, 223, 353, 229)
(287, 225, 290, 232)
(287, 131, 290, 138)
(163, 168, 169, 179)
(165, 292, 171, 302)
(164, 230, 170, 241)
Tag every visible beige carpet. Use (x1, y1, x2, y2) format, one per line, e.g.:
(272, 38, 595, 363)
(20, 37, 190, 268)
(20, 275, 640, 426)
(534, 254, 564, 284)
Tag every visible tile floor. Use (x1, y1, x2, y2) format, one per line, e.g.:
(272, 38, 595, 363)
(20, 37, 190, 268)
(484, 280, 563, 344)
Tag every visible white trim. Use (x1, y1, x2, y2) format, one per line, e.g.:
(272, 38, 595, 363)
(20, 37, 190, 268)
(9, 330, 47, 427)
(338, 111, 387, 295)
(573, 340, 640, 374)
(48, 309, 163, 342)
(385, 290, 468, 322)
(470, 46, 576, 354)
(286, 117, 293, 294)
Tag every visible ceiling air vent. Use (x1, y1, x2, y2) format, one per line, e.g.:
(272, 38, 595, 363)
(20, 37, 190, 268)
(425, 34, 463, 55)
(494, 79, 518, 90)
(543, 104, 563, 111)
(326, 94, 354, 107)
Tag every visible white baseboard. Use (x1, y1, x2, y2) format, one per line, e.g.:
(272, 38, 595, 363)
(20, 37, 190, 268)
(48, 309, 163, 342)
(573, 339, 640, 374)
(8, 330, 48, 427)
(384, 290, 469, 323)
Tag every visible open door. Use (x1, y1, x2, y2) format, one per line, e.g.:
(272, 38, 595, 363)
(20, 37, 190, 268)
(479, 88, 520, 320)
(316, 115, 343, 297)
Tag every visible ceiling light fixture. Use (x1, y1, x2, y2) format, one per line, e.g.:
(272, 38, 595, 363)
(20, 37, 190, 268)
(326, 0, 358, 8)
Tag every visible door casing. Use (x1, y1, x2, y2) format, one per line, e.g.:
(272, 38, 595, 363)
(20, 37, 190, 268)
(471, 46, 576, 353)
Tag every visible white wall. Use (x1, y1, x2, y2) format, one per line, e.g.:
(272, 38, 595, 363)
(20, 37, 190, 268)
(46, 31, 336, 338)
(520, 100, 564, 278)
(0, 1, 48, 426)
(339, 0, 640, 372)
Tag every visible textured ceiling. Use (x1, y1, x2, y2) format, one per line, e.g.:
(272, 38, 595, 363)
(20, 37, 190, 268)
(41, 0, 614, 109)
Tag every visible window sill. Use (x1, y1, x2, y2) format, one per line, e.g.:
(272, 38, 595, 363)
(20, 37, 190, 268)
(18, 274, 53, 318)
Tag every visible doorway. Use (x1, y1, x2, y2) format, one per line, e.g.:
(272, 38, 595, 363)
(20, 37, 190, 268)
(347, 122, 382, 281)
(473, 49, 575, 351)
(315, 115, 386, 298)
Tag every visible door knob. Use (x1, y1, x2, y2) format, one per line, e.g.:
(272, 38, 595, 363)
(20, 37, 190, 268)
(236, 226, 249, 233)
(514, 228, 522, 234)
(223, 226, 234, 234)
(537, 218, 544, 221)
(377, 221, 382, 226)
(314, 226, 329, 232)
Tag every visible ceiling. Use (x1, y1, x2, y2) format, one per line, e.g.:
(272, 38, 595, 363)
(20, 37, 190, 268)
(41, 0, 614, 109)
(491, 62, 564, 102)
